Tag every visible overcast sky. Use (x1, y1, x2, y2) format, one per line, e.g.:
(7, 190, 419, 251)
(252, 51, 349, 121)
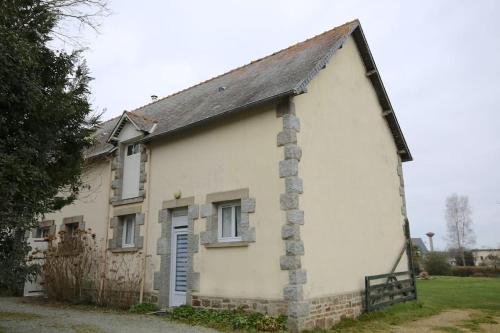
(75, 0, 499, 250)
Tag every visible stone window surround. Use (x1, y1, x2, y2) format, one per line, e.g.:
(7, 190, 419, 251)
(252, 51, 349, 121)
(110, 143, 148, 206)
(108, 205, 145, 253)
(200, 188, 256, 247)
(61, 215, 85, 232)
(155, 197, 200, 308)
(31, 219, 56, 238)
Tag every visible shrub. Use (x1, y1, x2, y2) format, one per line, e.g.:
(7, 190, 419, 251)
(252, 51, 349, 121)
(423, 252, 452, 276)
(43, 229, 143, 309)
(130, 302, 159, 314)
(169, 305, 287, 331)
(451, 266, 500, 277)
(43, 228, 100, 302)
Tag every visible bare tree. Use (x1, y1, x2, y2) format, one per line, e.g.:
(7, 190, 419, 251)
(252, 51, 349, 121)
(43, 0, 111, 45)
(445, 194, 475, 266)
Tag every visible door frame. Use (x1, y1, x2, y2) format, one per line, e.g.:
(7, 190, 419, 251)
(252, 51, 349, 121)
(156, 198, 198, 309)
(169, 212, 189, 307)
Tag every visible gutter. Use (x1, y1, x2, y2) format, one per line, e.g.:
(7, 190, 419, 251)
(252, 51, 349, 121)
(139, 90, 297, 144)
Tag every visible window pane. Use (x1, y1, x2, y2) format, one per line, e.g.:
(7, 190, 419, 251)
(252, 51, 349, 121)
(124, 216, 135, 245)
(221, 207, 232, 238)
(127, 144, 139, 156)
(235, 206, 241, 237)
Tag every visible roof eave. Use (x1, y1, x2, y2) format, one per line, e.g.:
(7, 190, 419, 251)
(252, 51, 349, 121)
(139, 90, 296, 144)
(294, 21, 412, 162)
(351, 25, 413, 162)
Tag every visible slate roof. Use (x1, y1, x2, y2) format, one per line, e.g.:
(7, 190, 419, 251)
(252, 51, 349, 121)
(89, 19, 412, 161)
(411, 238, 429, 254)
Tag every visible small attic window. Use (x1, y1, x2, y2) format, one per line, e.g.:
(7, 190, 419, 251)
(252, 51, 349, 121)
(218, 86, 227, 92)
(127, 143, 140, 156)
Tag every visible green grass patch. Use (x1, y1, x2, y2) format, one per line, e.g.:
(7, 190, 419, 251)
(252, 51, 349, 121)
(129, 302, 159, 314)
(167, 305, 287, 332)
(316, 277, 500, 332)
(71, 323, 106, 333)
(0, 311, 42, 320)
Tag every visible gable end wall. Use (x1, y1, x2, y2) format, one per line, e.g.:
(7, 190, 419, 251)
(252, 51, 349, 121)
(293, 36, 409, 327)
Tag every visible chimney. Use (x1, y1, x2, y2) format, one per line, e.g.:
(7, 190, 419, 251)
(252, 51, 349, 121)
(151, 95, 158, 102)
(426, 232, 435, 252)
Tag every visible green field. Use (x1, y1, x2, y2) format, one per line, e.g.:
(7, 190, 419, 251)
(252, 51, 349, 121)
(320, 277, 500, 332)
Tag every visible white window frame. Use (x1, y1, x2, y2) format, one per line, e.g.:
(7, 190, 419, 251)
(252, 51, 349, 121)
(217, 202, 241, 242)
(126, 143, 140, 156)
(122, 215, 135, 248)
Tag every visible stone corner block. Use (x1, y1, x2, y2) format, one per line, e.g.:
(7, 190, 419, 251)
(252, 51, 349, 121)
(279, 159, 298, 178)
(286, 210, 304, 225)
(241, 198, 256, 213)
(281, 224, 300, 240)
(285, 177, 303, 194)
(280, 255, 301, 270)
(280, 193, 299, 210)
(288, 301, 310, 318)
(277, 130, 297, 147)
(284, 144, 302, 161)
(283, 114, 300, 132)
(289, 270, 307, 285)
(286, 240, 305, 256)
(283, 284, 303, 301)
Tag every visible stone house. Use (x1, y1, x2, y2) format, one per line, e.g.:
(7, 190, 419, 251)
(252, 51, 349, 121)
(33, 20, 413, 331)
(471, 249, 500, 266)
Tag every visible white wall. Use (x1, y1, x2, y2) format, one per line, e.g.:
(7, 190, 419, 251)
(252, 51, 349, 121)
(294, 36, 409, 299)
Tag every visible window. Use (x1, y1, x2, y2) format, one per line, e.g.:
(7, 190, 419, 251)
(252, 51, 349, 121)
(66, 223, 78, 238)
(122, 143, 141, 199)
(34, 227, 49, 239)
(127, 143, 140, 156)
(122, 215, 135, 247)
(217, 202, 241, 241)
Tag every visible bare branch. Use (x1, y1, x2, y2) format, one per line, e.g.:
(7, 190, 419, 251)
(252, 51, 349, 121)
(42, 0, 111, 46)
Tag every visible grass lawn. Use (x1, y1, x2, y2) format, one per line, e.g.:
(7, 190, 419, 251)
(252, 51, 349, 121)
(318, 277, 500, 332)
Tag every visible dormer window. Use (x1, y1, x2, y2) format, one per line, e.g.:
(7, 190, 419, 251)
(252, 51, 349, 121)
(108, 112, 154, 204)
(122, 142, 141, 199)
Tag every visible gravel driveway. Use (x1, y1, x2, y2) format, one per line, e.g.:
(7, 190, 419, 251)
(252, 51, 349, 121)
(0, 297, 219, 333)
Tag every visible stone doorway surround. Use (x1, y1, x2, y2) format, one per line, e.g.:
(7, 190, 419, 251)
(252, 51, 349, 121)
(154, 197, 199, 308)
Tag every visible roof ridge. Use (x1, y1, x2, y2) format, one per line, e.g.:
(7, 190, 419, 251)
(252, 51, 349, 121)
(127, 19, 360, 115)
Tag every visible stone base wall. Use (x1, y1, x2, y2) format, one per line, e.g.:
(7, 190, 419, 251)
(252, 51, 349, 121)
(303, 291, 364, 329)
(191, 295, 288, 316)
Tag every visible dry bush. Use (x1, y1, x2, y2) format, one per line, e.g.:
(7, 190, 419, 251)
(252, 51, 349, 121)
(43, 229, 143, 308)
(97, 252, 143, 309)
(43, 229, 100, 303)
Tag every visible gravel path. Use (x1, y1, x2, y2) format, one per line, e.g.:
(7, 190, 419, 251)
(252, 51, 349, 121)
(0, 297, 220, 333)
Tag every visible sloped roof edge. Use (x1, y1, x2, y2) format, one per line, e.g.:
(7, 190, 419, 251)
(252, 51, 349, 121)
(90, 20, 411, 162)
(351, 25, 412, 162)
(293, 21, 412, 161)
